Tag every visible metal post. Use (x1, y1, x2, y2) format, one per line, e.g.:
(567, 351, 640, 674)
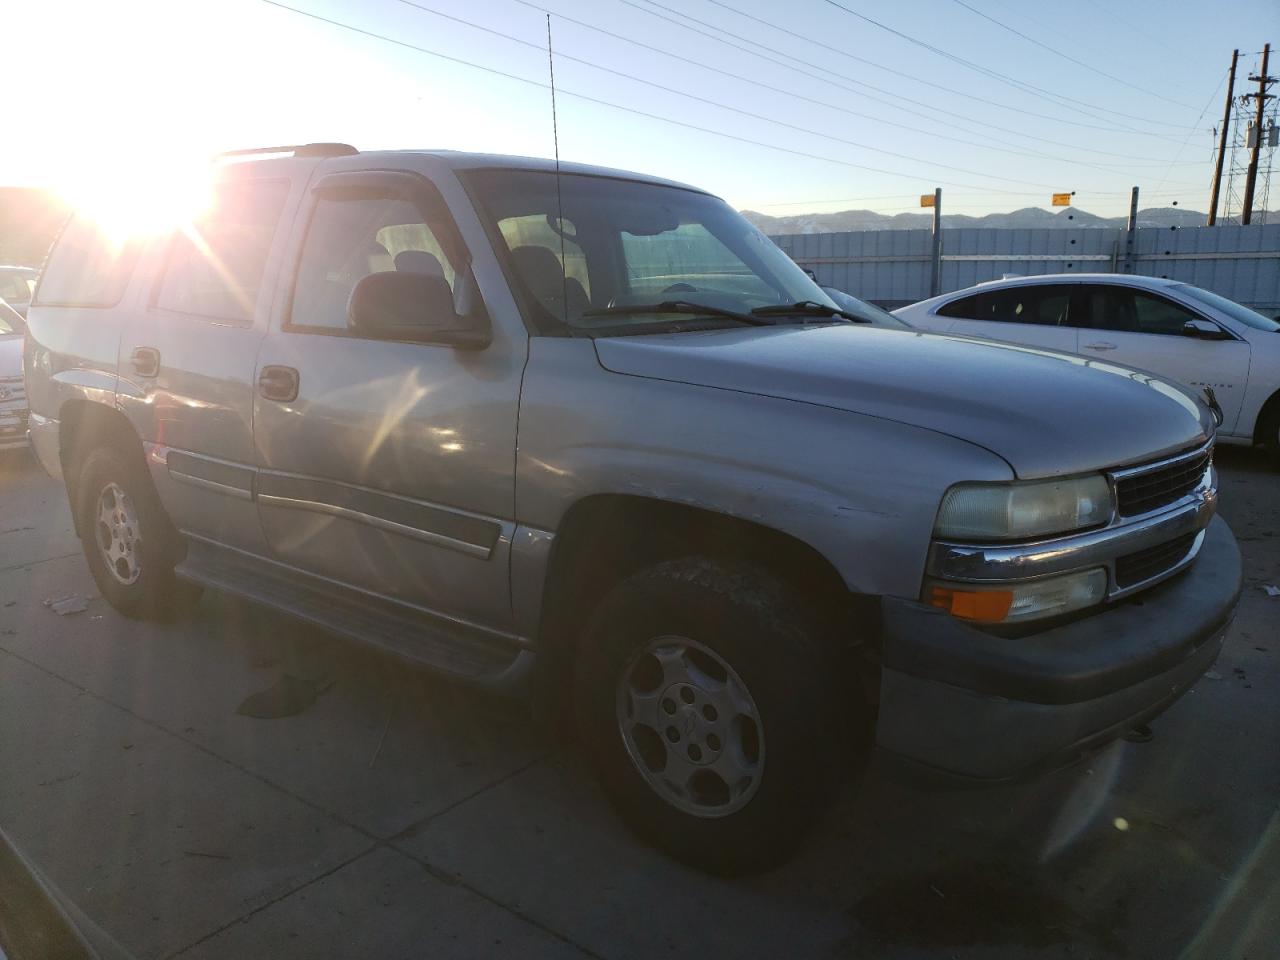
(1242, 43, 1271, 225)
(1207, 49, 1239, 226)
(930, 188, 942, 296)
(1123, 186, 1139, 272)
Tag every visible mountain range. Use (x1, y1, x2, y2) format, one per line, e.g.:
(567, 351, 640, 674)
(742, 205, 1279, 234)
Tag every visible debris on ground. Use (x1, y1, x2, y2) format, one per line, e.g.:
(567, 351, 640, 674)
(44, 595, 89, 615)
(1203, 671, 1223, 680)
(1263, 585, 1280, 597)
(236, 674, 333, 719)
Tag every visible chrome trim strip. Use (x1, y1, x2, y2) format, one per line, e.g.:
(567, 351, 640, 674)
(179, 531, 525, 644)
(257, 467, 504, 525)
(169, 470, 253, 501)
(1109, 439, 1213, 482)
(257, 493, 493, 560)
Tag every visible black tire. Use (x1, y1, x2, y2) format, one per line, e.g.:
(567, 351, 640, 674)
(574, 557, 860, 874)
(1265, 409, 1280, 468)
(76, 445, 201, 620)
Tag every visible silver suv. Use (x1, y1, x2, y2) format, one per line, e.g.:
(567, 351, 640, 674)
(23, 145, 1241, 872)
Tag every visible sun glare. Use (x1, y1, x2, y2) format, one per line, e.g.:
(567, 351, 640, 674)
(54, 159, 215, 245)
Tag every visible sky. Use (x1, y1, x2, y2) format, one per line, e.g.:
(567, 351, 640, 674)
(8, 0, 1278, 218)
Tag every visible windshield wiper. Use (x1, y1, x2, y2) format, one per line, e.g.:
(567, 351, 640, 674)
(750, 300, 868, 323)
(579, 300, 774, 327)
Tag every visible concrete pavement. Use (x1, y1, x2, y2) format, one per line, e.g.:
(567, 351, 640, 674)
(1, 447, 1276, 959)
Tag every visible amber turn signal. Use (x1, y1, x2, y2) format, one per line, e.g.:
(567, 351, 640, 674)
(926, 586, 1014, 622)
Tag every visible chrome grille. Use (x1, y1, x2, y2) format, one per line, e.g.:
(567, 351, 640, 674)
(1114, 532, 1198, 589)
(1115, 446, 1211, 518)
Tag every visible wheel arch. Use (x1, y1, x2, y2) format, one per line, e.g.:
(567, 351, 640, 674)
(1251, 386, 1280, 447)
(58, 400, 147, 538)
(535, 494, 878, 684)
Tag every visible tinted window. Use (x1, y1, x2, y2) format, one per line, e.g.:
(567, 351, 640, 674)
(1172, 284, 1280, 332)
(34, 216, 141, 307)
(291, 194, 458, 331)
(1080, 286, 1202, 335)
(156, 180, 289, 323)
(938, 285, 1072, 325)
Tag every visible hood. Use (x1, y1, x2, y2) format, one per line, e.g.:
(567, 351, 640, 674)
(593, 325, 1214, 479)
(0, 335, 22, 378)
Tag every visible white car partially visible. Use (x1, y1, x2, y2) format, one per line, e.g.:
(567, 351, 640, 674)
(895, 274, 1280, 458)
(0, 298, 28, 451)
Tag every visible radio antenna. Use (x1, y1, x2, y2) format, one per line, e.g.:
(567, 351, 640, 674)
(546, 14, 570, 326)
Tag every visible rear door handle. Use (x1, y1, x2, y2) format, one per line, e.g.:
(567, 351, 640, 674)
(258, 365, 300, 403)
(1083, 341, 1117, 351)
(130, 346, 160, 378)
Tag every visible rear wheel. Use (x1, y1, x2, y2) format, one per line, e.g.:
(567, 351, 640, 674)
(77, 446, 200, 620)
(574, 557, 860, 874)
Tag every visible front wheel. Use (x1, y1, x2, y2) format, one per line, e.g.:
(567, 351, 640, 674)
(76, 446, 200, 620)
(574, 557, 858, 873)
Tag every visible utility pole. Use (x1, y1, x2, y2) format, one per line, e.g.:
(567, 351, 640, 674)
(930, 187, 942, 296)
(1207, 49, 1239, 225)
(1242, 43, 1274, 225)
(1123, 186, 1139, 272)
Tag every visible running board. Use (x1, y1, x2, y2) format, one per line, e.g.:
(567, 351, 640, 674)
(175, 538, 533, 691)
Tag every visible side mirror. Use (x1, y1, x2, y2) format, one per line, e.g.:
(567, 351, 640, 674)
(1181, 319, 1229, 341)
(348, 270, 491, 348)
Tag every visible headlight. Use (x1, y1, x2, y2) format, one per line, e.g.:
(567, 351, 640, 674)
(934, 474, 1113, 541)
(925, 568, 1108, 623)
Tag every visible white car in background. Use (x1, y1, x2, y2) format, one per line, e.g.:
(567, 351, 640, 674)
(895, 274, 1280, 458)
(0, 298, 28, 451)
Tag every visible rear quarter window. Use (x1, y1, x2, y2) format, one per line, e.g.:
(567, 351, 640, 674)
(33, 216, 141, 308)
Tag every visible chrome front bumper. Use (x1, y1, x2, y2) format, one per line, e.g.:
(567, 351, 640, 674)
(927, 445, 1216, 602)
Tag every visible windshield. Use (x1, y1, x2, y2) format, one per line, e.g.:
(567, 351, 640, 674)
(1172, 283, 1280, 332)
(465, 169, 834, 333)
(0, 270, 35, 304)
(821, 286, 908, 327)
(0, 300, 22, 335)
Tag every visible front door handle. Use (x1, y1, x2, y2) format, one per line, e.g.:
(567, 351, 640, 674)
(1083, 341, 1117, 351)
(131, 346, 160, 378)
(258, 365, 299, 403)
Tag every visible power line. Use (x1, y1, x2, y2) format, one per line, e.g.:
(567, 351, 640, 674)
(818, 0, 1202, 131)
(947, 0, 1195, 108)
(394, 0, 1073, 189)
(1150, 69, 1228, 199)
(626, 0, 1190, 144)
(251, 0, 1060, 197)
(508, 0, 1204, 178)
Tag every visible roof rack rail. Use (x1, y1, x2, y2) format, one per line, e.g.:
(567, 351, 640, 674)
(214, 143, 359, 161)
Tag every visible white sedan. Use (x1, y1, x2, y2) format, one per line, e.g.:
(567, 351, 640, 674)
(895, 274, 1280, 456)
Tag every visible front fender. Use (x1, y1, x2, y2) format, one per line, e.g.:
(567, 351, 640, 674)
(515, 339, 1012, 601)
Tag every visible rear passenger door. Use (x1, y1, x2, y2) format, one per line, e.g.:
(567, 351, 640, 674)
(252, 169, 524, 632)
(1074, 284, 1251, 432)
(935, 284, 1080, 354)
(117, 175, 298, 554)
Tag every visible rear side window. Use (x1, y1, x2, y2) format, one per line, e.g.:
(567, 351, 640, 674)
(155, 179, 290, 323)
(34, 217, 141, 308)
(938, 285, 1072, 326)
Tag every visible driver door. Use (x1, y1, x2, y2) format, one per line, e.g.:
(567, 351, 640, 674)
(253, 169, 525, 630)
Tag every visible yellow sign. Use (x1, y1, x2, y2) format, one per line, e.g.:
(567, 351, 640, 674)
(1052, 193, 1073, 206)
(920, 194, 936, 208)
